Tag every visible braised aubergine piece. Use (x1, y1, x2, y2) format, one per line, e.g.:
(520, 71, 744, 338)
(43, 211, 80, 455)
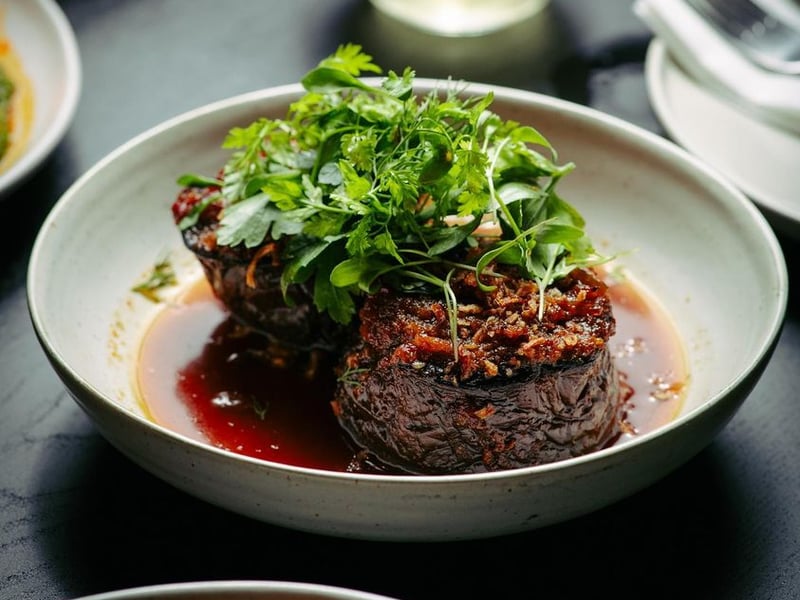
(333, 267, 625, 474)
(171, 185, 345, 352)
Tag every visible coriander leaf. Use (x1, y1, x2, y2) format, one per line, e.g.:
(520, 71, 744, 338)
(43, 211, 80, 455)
(270, 214, 305, 239)
(419, 142, 453, 184)
(341, 131, 377, 172)
(222, 119, 272, 149)
(329, 257, 367, 287)
(456, 189, 490, 218)
(302, 67, 380, 95)
(339, 160, 372, 201)
(280, 237, 334, 299)
(330, 255, 395, 293)
(217, 194, 294, 247)
(374, 231, 402, 262)
(348, 93, 405, 122)
(381, 67, 414, 99)
(344, 214, 375, 257)
(311, 244, 356, 324)
(260, 176, 304, 209)
(318, 43, 381, 76)
(509, 124, 552, 150)
(535, 222, 584, 244)
(317, 162, 342, 185)
(426, 220, 477, 255)
(302, 212, 348, 238)
(314, 271, 355, 324)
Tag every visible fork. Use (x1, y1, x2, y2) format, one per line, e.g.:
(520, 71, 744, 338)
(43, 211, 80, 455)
(686, 0, 800, 75)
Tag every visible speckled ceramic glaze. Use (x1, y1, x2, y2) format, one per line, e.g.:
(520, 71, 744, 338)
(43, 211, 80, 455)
(27, 81, 788, 541)
(0, 0, 81, 196)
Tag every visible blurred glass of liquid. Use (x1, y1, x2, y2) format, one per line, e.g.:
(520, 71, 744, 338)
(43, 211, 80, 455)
(369, 0, 550, 36)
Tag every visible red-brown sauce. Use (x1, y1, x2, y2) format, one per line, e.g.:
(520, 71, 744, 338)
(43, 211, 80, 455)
(136, 273, 687, 473)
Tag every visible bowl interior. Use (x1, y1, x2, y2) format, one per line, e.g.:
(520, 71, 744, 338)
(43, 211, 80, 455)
(28, 82, 786, 468)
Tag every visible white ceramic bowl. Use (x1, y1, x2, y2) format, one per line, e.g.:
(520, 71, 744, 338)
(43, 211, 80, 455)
(0, 0, 81, 196)
(72, 581, 398, 600)
(27, 81, 788, 542)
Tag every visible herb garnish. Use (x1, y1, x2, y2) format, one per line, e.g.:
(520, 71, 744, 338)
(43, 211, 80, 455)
(132, 257, 177, 303)
(179, 44, 607, 335)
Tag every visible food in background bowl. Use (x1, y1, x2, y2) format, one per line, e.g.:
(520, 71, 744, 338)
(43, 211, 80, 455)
(0, 26, 34, 172)
(0, 0, 81, 197)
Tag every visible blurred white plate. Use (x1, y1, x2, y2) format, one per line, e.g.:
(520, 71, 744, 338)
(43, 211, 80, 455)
(644, 38, 800, 238)
(0, 0, 81, 196)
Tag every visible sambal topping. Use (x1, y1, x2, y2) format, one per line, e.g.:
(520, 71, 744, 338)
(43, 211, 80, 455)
(346, 265, 615, 382)
(0, 29, 35, 172)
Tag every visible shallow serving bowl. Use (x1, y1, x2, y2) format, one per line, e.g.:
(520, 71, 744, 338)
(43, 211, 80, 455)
(27, 80, 787, 542)
(72, 581, 398, 600)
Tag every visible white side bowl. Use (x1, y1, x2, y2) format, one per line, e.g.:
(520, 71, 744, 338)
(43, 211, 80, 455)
(72, 581, 399, 600)
(0, 0, 81, 195)
(27, 81, 787, 542)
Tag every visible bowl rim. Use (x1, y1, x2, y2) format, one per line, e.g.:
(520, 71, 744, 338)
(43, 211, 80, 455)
(27, 79, 789, 484)
(71, 580, 398, 600)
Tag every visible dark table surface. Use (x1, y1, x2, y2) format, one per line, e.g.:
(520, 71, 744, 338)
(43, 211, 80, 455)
(3, 1, 799, 598)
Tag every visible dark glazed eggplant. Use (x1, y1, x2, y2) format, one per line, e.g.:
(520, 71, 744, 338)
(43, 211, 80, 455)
(333, 268, 626, 474)
(171, 185, 345, 352)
